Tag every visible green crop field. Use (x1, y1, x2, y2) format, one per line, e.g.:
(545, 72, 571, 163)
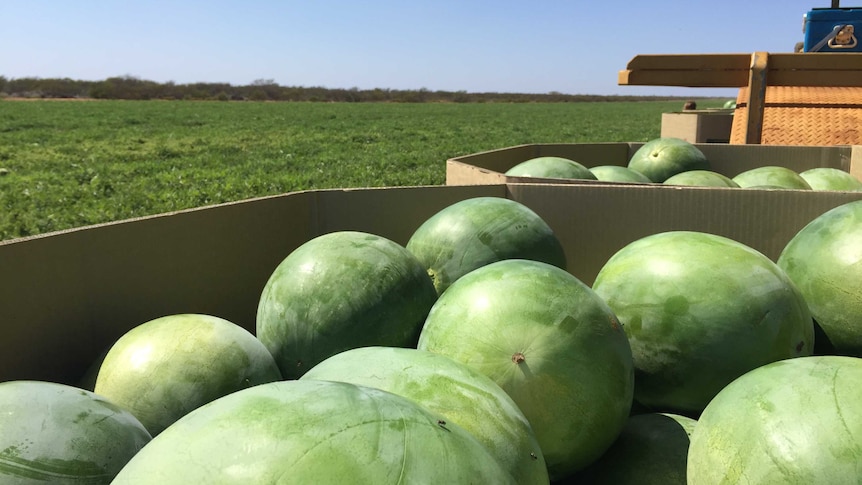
(0, 98, 725, 241)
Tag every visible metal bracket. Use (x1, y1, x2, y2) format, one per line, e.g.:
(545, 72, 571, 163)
(829, 25, 858, 48)
(811, 24, 856, 51)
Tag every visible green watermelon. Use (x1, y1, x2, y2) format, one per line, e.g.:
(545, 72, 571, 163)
(663, 170, 739, 188)
(589, 165, 652, 184)
(505, 156, 596, 180)
(94, 313, 282, 436)
(777, 200, 862, 356)
(592, 231, 814, 414)
(688, 356, 862, 484)
(113, 379, 515, 484)
(799, 167, 862, 191)
(732, 166, 812, 190)
(0, 380, 151, 484)
(257, 231, 437, 379)
(627, 138, 709, 183)
(301, 346, 549, 485)
(573, 412, 697, 484)
(417, 259, 634, 481)
(406, 197, 566, 295)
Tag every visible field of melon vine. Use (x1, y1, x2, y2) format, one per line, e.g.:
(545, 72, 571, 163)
(0, 98, 725, 241)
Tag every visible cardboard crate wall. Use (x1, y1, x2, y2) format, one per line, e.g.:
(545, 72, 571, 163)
(4, 183, 862, 385)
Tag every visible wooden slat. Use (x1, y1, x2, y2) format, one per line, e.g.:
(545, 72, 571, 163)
(619, 52, 862, 88)
(745, 52, 769, 144)
(624, 54, 751, 70)
(620, 69, 862, 88)
(624, 52, 862, 72)
(618, 70, 749, 87)
(620, 53, 751, 87)
(766, 71, 862, 87)
(767, 53, 862, 71)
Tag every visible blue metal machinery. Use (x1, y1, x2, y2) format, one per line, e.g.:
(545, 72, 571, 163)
(802, 1, 862, 52)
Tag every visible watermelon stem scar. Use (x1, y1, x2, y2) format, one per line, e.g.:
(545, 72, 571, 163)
(512, 352, 526, 364)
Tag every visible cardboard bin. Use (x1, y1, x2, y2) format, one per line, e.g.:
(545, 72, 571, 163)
(445, 142, 862, 186)
(660, 109, 734, 144)
(4, 182, 862, 385)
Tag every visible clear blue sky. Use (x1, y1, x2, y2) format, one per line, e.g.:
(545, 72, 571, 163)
(2, 1, 824, 97)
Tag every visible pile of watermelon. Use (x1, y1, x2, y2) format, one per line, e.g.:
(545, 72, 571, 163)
(507, 136, 862, 192)
(3, 170, 862, 484)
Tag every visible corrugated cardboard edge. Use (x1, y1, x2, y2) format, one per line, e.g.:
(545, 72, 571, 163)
(851, 146, 862, 181)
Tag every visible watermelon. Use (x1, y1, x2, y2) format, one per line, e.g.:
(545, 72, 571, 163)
(627, 138, 709, 183)
(589, 165, 652, 184)
(777, 200, 862, 356)
(688, 356, 862, 483)
(0, 380, 151, 484)
(573, 412, 697, 484)
(301, 346, 549, 485)
(94, 313, 281, 436)
(592, 231, 814, 414)
(663, 170, 739, 188)
(112, 379, 515, 484)
(799, 167, 862, 191)
(417, 259, 634, 480)
(257, 231, 437, 379)
(504, 156, 596, 180)
(732, 166, 812, 190)
(406, 197, 566, 295)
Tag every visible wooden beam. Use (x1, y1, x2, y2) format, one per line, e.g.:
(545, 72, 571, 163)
(619, 53, 862, 88)
(767, 53, 862, 70)
(745, 52, 769, 145)
(623, 53, 751, 71)
(619, 53, 751, 87)
(766, 53, 862, 86)
(767, 71, 862, 87)
(618, 69, 749, 87)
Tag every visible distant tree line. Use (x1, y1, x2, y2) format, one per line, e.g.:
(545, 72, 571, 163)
(0, 75, 691, 103)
